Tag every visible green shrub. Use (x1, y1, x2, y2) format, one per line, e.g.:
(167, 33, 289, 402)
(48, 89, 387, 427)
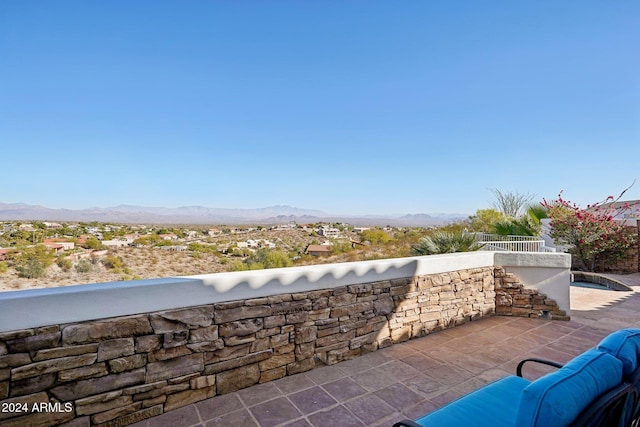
(57, 257, 73, 272)
(0, 261, 8, 273)
(16, 258, 47, 278)
(103, 255, 124, 270)
(75, 259, 93, 273)
(359, 229, 392, 244)
(411, 231, 484, 255)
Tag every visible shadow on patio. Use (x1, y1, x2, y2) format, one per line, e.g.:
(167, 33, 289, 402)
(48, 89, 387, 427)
(130, 278, 640, 427)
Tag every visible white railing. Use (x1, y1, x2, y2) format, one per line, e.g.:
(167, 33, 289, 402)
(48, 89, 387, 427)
(472, 233, 555, 253)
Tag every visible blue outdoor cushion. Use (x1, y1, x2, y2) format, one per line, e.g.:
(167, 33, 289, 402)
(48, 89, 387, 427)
(597, 328, 640, 377)
(516, 349, 623, 427)
(414, 375, 530, 427)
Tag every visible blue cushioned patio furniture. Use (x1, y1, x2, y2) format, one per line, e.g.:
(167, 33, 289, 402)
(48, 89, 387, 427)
(392, 328, 640, 427)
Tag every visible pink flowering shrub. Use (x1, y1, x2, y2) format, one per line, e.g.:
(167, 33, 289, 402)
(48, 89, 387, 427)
(541, 193, 637, 272)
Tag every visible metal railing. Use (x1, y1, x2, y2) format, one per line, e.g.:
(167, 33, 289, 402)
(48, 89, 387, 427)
(472, 233, 555, 253)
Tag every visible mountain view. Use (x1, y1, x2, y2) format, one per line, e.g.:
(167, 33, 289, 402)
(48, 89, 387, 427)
(0, 202, 466, 226)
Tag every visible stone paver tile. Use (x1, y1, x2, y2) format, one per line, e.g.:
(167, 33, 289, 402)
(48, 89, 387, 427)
(196, 393, 244, 421)
(127, 420, 149, 427)
(274, 373, 316, 394)
(336, 352, 391, 375)
(374, 383, 423, 410)
(421, 344, 466, 363)
(322, 377, 367, 401)
(400, 398, 439, 421)
(547, 335, 595, 356)
(377, 360, 422, 381)
(500, 335, 545, 353)
(289, 386, 337, 415)
(369, 413, 405, 427)
(406, 331, 454, 350)
(148, 405, 200, 427)
(281, 419, 312, 427)
(350, 368, 397, 391)
(492, 324, 537, 338)
(473, 368, 511, 385)
(249, 397, 302, 427)
(454, 320, 493, 334)
(404, 375, 449, 399)
(238, 381, 283, 407)
(429, 389, 464, 408)
(422, 363, 473, 384)
(453, 377, 487, 395)
(305, 365, 348, 385)
(379, 342, 418, 359)
(307, 405, 365, 427)
(399, 353, 443, 372)
(204, 409, 258, 426)
(439, 325, 475, 338)
(448, 352, 499, 374)
(473, 347, 516, 365)
(529, 346, 575, 364)
(344, 393, 397, 425)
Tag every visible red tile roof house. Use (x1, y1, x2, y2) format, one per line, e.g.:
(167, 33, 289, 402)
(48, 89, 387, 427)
(306, 244, 332, 256)
(43, 239, 75, 251)
(42, 241, 65, 253)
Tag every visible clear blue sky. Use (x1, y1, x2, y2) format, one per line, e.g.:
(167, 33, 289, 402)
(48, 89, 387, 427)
(1, 1, 639, 216)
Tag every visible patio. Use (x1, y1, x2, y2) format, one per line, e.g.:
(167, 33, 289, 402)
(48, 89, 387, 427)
(128, 273, 640, 427)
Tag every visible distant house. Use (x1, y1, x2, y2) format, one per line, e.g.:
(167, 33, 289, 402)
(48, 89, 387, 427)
(317, 227, 341, 238)
(207, 228, 222, 236)
(102, 238, 133, 248)
(43, 239, 75, 251)
(42, 242, 65, 253)
(306, 244, 332, 256)
(42, 222, 63, 229)
(185, 230, 199, 239)
(353, 227, 370, 233)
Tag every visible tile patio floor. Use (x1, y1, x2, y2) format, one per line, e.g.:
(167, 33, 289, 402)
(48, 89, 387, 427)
(132, 274, 640, 427)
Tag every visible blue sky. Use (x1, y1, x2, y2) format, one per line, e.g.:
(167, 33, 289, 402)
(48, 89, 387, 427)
(1, 1, 639, 216)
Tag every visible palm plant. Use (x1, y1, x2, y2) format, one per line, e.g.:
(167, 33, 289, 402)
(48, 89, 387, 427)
(492, 204, 549, 237)
(411, 231, 485, 255)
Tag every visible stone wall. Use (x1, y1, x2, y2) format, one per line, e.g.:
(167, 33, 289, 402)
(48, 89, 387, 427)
(0, 267, 499, 427)
(494, 267, 568, 320)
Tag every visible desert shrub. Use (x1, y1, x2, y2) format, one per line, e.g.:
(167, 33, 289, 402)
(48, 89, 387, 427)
(411, 231, 484, 255)
(14, 245, 54, 278)
(103, 255, 125, 270)
(75, 259, 93, 273)
(57, 257, 73, 272)
(359, 229, 392, 244)
(0, 261, 7, 273)
(82, 237, 105, 250)
(230, 249, 293, 271)
(188, 242, 218, 253)
(16, 258, 47, 278)
(330, 240, 354, 254)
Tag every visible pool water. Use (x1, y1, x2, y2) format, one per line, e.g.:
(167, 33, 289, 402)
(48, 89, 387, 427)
(571, 281, 613, 290)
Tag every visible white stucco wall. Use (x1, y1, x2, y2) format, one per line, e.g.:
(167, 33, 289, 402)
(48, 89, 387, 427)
(495, 252, 572, 315)
(0, 251, 570, 332)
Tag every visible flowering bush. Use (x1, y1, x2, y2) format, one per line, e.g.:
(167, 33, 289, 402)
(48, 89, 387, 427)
(541, 193, 637, 271)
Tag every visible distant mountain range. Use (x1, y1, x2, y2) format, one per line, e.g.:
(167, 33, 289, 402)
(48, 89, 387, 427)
(0, 202, 467, 226)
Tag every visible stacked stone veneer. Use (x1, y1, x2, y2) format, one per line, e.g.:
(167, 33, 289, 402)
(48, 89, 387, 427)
(494, 267, 567, 320)
(0, 266, 562, 427)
